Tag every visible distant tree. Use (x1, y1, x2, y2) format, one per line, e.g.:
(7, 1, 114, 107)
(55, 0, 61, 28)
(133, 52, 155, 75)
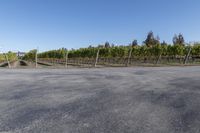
(105, 42, 110, 48)
(144, 31, 160, 47)
(111, 44, 115, 47)
(131, 40, 138, 47)
(88, 45, 93, 48)
(173, 33, 185, 46)
(173, 34, 178, 45)
(144, 31, 154, 47)
(161, 41, 168, 46)
(178, 34, 185, 45)
(98, 44, 104, 48)
(155, 35, 161, 45)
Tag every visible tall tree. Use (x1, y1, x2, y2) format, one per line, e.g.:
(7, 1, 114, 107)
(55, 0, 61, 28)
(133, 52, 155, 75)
(161, 41, 168, 46)
(104, 42, 110, 48)
(131, 40, 138, 47)
(144, 31, 160, 47)
(173, 33, 185, 46)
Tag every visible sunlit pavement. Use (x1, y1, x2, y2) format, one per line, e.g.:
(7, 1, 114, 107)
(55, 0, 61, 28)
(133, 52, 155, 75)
(0, 67, 200, 133)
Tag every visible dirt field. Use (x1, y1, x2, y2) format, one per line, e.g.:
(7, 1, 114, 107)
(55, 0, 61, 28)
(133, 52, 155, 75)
(0, 67, 200, 133)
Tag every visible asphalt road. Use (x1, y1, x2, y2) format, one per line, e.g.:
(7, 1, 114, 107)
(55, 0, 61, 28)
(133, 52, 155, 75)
(0, 67, 200, 133)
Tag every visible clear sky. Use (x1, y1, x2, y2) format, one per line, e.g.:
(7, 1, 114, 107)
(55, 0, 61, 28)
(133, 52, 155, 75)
(0, 0, 200, 52)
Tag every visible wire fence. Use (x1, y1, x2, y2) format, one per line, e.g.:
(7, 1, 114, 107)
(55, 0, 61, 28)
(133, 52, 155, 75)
(35, 55, 200, 68)
(2, 47, 200, 68)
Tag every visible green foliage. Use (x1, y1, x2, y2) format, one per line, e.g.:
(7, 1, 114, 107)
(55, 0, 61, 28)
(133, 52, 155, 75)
(144, 31, 160, 47)
(0, 54, 5, 62)
(131, 46, 140, 56)
(131, 40, 138, 47)
(99, 48, 110, 57)
(150, 44, 162, 56)
(21, 32, 200, 61)
(173, 34, 185, 46)
(191, 44, 200, 56)
(23, 44, 200, 61)
(7, 51, 18, 61)
(173, 45, 185, 56)
(23, 49, 37, 61)
(166, 45, 185, 56)
(110, 46, 129, 57)
(0, 52, 17, 62)
(161, 45, 168, 56)
(68, 47, 97, 58)
(138, 45, 149, 57)
(38, 48, 66, 59)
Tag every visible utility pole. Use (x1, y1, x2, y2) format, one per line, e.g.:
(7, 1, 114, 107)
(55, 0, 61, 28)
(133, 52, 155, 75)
(95, 49, 100, 67)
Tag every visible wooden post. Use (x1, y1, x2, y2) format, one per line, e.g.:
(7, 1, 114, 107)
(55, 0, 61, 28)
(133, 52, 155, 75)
(65, 50, 68, 68)
(126, 47, 133, 67)
(4, 53, 11, 68)
(156, 53, 162, 65)
(95, 49, 100, 67)
(184, 47, 192, 65)
(35, 49, 38, 68)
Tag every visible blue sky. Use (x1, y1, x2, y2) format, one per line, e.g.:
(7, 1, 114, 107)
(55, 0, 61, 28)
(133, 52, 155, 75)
(0, 0, 200, 52)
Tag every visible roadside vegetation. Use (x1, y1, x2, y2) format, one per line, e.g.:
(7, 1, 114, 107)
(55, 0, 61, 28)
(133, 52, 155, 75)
(0, 52, 17, 63)
(23, 31, 200, 60)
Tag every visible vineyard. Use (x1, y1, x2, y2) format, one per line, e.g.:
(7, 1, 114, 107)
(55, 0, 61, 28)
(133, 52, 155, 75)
(21, 44, 200, 68)
(1, 32, 200, 68)
(0, 52, 17, 63)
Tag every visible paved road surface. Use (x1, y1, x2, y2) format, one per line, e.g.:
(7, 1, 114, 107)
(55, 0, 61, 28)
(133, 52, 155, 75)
(0, 67, 200, 133)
